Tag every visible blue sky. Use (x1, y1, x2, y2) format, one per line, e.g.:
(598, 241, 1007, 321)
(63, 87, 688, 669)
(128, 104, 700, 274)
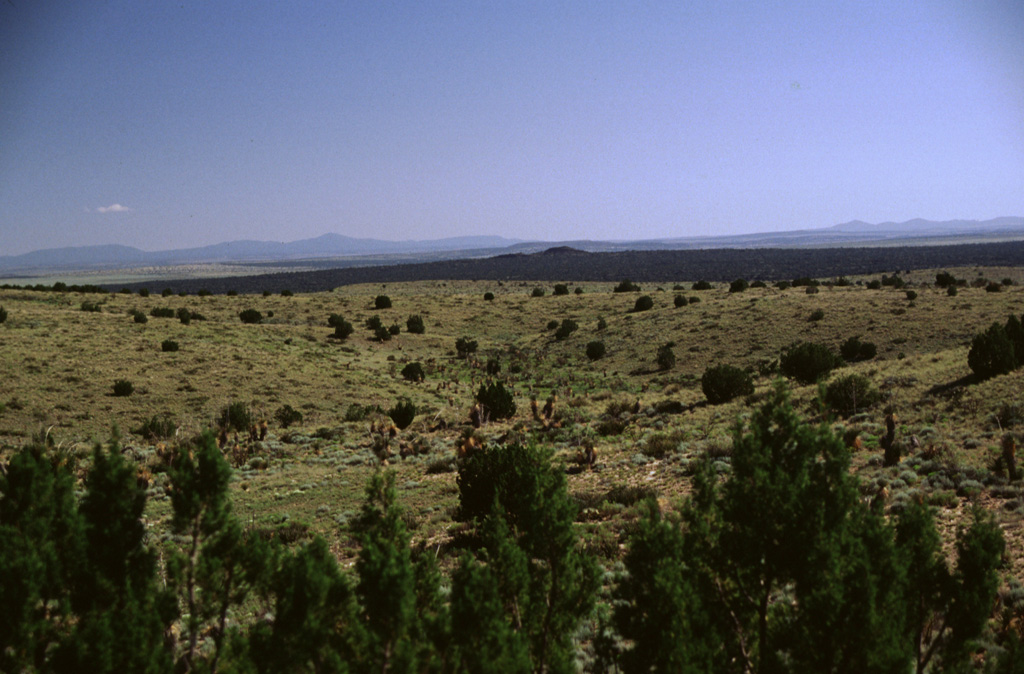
(1, 1, 1022, 255)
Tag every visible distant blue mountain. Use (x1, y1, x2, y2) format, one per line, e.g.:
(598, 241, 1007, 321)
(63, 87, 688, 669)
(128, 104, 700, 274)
(2, 218, 1022, 273)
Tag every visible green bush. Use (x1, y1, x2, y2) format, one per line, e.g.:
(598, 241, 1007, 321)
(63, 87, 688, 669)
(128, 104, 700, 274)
(374, 295, 392, 309)
(133, 414, 176, 440)
(839, 336, 877, 362)
(239, 309, 263, 324)
(218, 402, 253, 432)
(196, 289, 211, 297)
(138, 288, 150, 297)
(905, 290, 918, 301)
(701, 364, 754, 404)
(805, 285, 819, 295)
(162, 288, 173, 297)
(275, 404, 304, 428)
(780, 342, 842, 384)
(935, 271, 957, 287)
(823, 374, 881, 417)
(80, 301, 102, 313)
(332, 320, 354, 340)
(387, 323, 400, 336)
(280, 289, 294, 297)
(477, 381, 516, 420)
(0, 305, 7, 324)
(401, 362, 425, 382)
(388, 398, 417, 430)
(226, 289, 237, 296)
(405, 315, 425, 334)
(614, 279, 641, 292)
(161, 339, 179, 352)
(808, 308, 824, 321)
(365, 315, 383, 331)
(947, 286, 958, 297)
(485, 358, 501, 375)
(131, 310, 148, 324)
(176, 307, 192, 325)
(656, 343, 676, 371)
(531, 287, 546, 297)
(373, 325, 392, 341)
(633, 295, 654, 312)
(597, 317, 607, 330)
(691, 280, 712, 290)
(574, 286, 584, 295)
(546, 319, 559, 330)
(151, 307, 175, 318)
(484, 291, 495, 301)
(455, 336, 478, 357)
(729, 278, 749, 293)
(554, 318, 578, 340)
(553, 284, 570, 296)
(674, 295, 687, 308)
(968, 322, 1017, 379)
(112, 379, 134, 397)
(586, 341, 607, 361)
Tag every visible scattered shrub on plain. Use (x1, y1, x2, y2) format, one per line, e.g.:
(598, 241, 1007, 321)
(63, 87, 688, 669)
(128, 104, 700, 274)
(455, 336, 478, 357)
(614, 279, 641, 292)
(586, 341, 607, 361)
(374, 294, 392, 309)
(275, 404, 304, 428)
(840, 336, 877, 362)
(729, 278, 749, 293)
(809, 308, 825, 321)
(161, 339, 179, 352)
(477, 381, 516, 420)
(692, 280, 713, 290)
(388, 398, 417, 430)
(401, 362, 425, 382)
(554, 318, 579, 340)
(674, 295, 687, 308)
(484, 291, 495, 301)
(112, 379, 134, 397)
(238, 309, 263, 324)
(406, 314, 425, 334)
(656, 343, 676, 371)
(701, 364, 754, 404)
(823, 374, 881, 417)
(633, 295, 654, 312)
(134, 414, 176, 440)
(218, 401, 253, 432)
(553, 284, 570, 296)
(531, 287, 546, 297)
(780, 341, 842, 384)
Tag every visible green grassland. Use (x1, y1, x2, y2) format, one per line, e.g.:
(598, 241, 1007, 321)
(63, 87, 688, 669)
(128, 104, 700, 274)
(3, 267, 1024, 575)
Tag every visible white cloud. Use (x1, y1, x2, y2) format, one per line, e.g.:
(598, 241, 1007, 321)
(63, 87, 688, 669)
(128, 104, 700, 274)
(96, 203, 131, 213)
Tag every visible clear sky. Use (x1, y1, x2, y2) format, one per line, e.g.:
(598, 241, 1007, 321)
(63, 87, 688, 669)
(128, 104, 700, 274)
(1, 1, 1022, 256)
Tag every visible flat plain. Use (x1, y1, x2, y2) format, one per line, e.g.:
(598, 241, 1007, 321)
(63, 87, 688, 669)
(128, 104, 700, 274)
(3, 267, 1024, 579)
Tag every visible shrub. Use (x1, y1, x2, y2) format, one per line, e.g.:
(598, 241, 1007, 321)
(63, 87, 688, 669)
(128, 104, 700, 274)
(633, 295, 654, 312)
(792, 277, 820, 287)
(866, 280, 882, 290)
(477, 381, 516, 420)
(574, 286, 584, 295)
(374, 294, 392, 309)
(531, 287, 546, 297)
(823, 374, 881, 417)
(455, 336, 478, 357)
(805, 285, 819, 295)
(280, 289, 294, 297)
(262, 290, 271, 297)
(134, 414, 176, 440)
(656, 343, 676, 371)
(485, 357, 501, 375)
(905, 290, 918, 301)
(373, 325, 392, 341)
(332, 320, 354, 340)
(112, 379, 134, 397)
(968, 322, 1017, 379)
(405, 314, 425, 334)
(947, 286, 958, 297)
(586, 341, 607, 361)
(275, 404, 303, 428)
(197, 289, 212, 297)
(150, 307, 175, 318)
(0, 306, 6, 323)
(365, 315, 383, 330)
(750, 280, 767, 288)
(226, 289, 238, 296)
(701, 364, 754, 404)
(614, 279, 641, 293)
(554, 318, 579, 340)
(81, 301, 102, 313)
(176, 307, 192, 325)
(775, 280, 792, 290)
(388, 398, 417, 430)
(388, 323, 401, 336)
(986, 282, 1002, 293)
(547, 319, 560, 330)
(839, 336, 877, 362)
(692, 280, 713, 290)
(162, 288, 173, 297)
(553, 284, 570, 296)
(780, 342, 842, 384)
(597, 317, 607, 331)
(936, 271, 957, 287)
(729, 278, 749, 293)
(239, 309, 263, 324)
(674, 295, 687, 308)
(131, 310, 147, 324)
(218, 402, 253, 432)
(484, 291, 495, 301)
(161, 339, 179, 352)
(809, 309, 825, 321)
(401, 362, 425, 382)
(881, 274, 905, 288)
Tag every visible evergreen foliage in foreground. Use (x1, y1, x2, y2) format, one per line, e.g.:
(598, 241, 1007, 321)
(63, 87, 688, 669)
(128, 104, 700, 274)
(0, 391, 1009, 672)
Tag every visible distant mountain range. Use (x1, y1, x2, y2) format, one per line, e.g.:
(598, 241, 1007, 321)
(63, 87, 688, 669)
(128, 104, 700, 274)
(2, 218, 1022, 274)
